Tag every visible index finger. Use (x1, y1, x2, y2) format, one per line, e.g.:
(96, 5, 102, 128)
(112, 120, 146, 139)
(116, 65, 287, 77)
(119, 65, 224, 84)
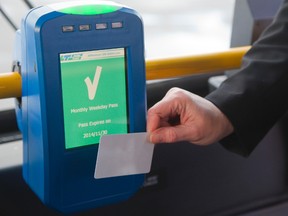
(147, 97, 176, 133)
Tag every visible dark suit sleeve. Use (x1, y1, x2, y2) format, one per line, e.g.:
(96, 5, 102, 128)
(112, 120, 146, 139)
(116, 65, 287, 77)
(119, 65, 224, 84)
(205, 0, 288, 157)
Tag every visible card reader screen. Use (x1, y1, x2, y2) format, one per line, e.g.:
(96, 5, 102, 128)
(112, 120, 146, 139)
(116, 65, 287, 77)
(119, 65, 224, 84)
(60, 48, 128, 149)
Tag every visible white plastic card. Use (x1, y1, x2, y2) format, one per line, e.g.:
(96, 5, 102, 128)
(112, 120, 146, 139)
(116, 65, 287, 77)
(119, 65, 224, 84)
(94, 132, 154, 179)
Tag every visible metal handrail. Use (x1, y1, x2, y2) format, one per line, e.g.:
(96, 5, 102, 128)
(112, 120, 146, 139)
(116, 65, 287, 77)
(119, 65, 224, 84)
(0, 46, 250, 99)
(0, 72, 22, 99)
(146, 46, 250, 80)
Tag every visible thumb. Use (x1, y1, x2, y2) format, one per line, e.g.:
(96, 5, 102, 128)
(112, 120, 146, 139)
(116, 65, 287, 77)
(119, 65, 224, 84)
(149, 125, 188, 144)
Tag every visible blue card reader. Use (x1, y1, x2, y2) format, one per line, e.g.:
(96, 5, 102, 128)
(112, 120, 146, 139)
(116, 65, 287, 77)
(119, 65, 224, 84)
(16, 1, 146, 213)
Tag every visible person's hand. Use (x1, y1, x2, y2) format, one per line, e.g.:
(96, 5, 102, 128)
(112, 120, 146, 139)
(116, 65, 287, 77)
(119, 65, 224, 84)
(147, 87, 234, 145)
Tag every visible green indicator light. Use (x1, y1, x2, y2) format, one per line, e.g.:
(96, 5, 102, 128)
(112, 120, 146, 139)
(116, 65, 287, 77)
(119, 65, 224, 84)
(58, 4, 120, 15)
(49, 2, 124, 15)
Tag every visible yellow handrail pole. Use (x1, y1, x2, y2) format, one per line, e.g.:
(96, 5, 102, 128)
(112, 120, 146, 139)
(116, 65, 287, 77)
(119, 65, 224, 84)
(0, 46, 251, 99)
(0, 72, 22, 99)
(146, 46, 251, 80)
